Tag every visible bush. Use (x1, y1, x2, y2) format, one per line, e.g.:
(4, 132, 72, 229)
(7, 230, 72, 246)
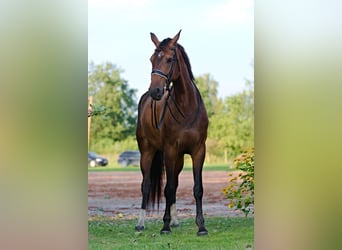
(89, 136, 138, 155)
(222, 148, 254, 217)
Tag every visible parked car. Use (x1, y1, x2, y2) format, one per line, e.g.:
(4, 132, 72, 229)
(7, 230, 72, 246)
(88, 151, 108, 167)
(118, 150, 140, 167)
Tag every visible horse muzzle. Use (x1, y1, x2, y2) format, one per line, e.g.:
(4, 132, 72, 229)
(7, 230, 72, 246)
(149, 86, 164, 100)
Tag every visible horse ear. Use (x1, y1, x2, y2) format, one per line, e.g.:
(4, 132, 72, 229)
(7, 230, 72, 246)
(170, 29, 182, 47)
(150, 32, 160, 47)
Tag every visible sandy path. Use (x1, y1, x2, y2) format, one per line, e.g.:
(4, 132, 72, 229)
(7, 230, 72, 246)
(88, 170, 243, 219)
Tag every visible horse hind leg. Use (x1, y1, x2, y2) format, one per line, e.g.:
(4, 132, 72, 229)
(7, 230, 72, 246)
(160, 180, 173, 234)
(170, 155, 184, 228)
(170, 176, 182, 226)
(160, 172, 178, 234)
(170, 203, 179, 227)
(135, 209, 146, 231)
(135, 151, 154, 231)
(135, 177, 150, 231)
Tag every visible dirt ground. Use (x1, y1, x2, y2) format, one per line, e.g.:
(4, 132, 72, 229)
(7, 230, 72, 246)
(88, 170, 244, 219)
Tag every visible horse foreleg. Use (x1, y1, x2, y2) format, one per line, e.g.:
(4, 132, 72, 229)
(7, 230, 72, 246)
(192, 147, 208, 236)
(161, 178, 173, 234)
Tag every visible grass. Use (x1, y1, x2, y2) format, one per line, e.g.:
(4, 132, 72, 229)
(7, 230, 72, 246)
(88, 216, 254, 249)
(89, 153, 235, 172)
(88, 163, 233, 172)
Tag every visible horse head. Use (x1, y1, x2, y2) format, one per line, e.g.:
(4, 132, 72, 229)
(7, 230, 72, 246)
(148, 30, 181, 100)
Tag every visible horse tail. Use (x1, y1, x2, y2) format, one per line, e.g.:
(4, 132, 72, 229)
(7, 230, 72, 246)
(148, 150, 164, 210)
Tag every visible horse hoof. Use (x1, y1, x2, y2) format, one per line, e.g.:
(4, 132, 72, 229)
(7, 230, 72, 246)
(171, 223, 180, 228)
(197, 229, 208, 236)
(135, 225, 145, 231)
(160, 230, 171, 235)
(160, 229, 171, 234)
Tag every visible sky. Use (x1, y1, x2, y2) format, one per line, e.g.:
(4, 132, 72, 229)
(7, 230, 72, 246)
(88, 0, 254, 99)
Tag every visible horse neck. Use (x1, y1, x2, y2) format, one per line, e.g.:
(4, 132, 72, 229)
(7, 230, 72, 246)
(172, 70, 199, 112)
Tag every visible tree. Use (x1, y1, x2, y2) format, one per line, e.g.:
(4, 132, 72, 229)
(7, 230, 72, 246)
(195, 73, 223, 117)
(208, 80, 254, 159)
(225, 81, 254, 157)
(88, 62, 138, 153)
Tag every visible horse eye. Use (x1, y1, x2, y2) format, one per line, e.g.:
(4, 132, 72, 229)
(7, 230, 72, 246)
(166, 58, 172, 63)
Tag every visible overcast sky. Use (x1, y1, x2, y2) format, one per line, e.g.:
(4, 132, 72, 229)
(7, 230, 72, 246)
(88, 0, 254, 99)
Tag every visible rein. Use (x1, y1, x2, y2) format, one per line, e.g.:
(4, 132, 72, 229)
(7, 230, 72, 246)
(152, 82, 202, 129)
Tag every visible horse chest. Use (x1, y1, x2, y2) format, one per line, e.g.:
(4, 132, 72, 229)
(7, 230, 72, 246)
(142, 123, 195, 149)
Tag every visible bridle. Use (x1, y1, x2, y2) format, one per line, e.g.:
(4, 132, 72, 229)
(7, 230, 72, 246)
(149, 46, 202, 129)
(151, 47, 177, 91)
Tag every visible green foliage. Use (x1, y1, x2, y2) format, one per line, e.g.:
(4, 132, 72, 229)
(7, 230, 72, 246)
(195, 73, 254, 161)
(88, 62, 138, 153)
(223, 148, 254, 217)
(88, 216, 254, 249)
(88, 104, 106, 117)
(195, 73, 223, 118)
(90, 136, 138, 155)
(88, 163, 233, 172)
(208, 80, 254, 159)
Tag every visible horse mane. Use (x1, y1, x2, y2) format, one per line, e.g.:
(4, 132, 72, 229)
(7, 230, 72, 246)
(159, 38, 195, 82)
(177, 44, 194, 81)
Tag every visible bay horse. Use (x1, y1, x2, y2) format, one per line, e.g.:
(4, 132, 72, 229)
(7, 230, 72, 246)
(135, 30, 209, 236)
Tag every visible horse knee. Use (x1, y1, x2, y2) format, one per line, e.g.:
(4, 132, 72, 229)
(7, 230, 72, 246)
(193, 185, 203, 199)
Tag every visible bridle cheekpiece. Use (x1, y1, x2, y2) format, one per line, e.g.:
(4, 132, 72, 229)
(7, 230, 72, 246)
(151, 47, 177, 91)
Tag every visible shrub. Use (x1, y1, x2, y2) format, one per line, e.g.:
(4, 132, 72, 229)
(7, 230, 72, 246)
(223, 148, 254, 217)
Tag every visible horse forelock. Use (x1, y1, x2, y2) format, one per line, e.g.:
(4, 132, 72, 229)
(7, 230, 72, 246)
(159, 38, 172, 48)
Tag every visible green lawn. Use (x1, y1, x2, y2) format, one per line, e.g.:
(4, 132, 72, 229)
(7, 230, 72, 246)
(88, 163, 233, 172)
(88, 216, 254, 249)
